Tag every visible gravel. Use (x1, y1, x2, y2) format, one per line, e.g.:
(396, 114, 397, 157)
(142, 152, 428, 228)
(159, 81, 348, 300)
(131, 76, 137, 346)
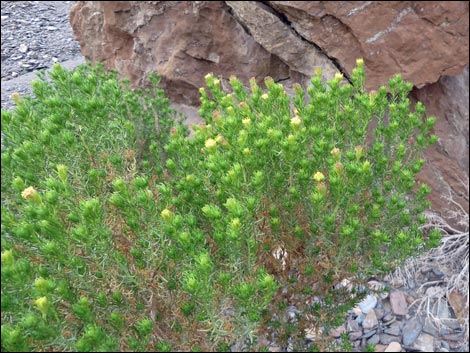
(1, 1, 84, 110)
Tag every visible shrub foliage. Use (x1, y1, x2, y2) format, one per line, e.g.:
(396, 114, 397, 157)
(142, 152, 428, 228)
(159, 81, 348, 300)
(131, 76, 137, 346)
(1, 60, 437, 351)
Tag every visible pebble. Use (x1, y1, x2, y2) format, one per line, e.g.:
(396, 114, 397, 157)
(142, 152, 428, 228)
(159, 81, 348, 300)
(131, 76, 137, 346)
(390, 290, 408, 316)
(384, 342, 402, 352)
(412, 332, 434, 352)
(402, 317, 423, 346)
(362, 310, 378, 330)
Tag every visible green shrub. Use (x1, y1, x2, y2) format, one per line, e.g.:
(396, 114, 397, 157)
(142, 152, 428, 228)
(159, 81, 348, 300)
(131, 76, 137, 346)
(1, 59, 437, 351)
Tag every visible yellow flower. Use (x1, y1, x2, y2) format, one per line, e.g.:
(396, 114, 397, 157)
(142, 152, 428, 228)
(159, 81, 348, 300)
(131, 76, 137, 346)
(213, 79, 220, 86)
(161, 209, 173, 222)
(334, 72, 344, 81)
(261, 93, 269, 100)
(35, 296, 49, 316)
(290, 116, 301, 127)
(205, 138, 217, 151)
(11, 92, 23, 104)
(356, 58, 364, 67)
(1, 250, 14, 265)
(204, 73, 214, 81)
(313, 172, 325, 182)
(330, 147, 340, 159)
(242, 118, 251, 125)
(21, 186, 37, 200)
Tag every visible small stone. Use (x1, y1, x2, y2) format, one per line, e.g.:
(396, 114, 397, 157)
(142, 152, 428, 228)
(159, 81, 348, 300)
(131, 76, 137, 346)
(448, 341, 463, 349)
(11, 72, 18, 77)
(362, 329, 377, 339)
(18, 44, 28, 53)
(367, 334, 380, 346)
(383, 299, 392, 312)
(423, 316, 440, 336)
(363, 310, 378, 330)
(355, 312, 366, 325)
(441, 333, 465, 341)
(384, 342, 402, 352)
(425, 286, 444, 297)
(406, 295, 416, 305)
(329, 324, 346, 338)
(349, 330, 363, 341)
(448, 290, 467, 322)
(380, 334, 399, 345)
(383, 321, 401, 336)
(389, 291, 408, 316)
(46, 26, 57, 31)
(412, 333, 434, 352)
(347, 318, 361, 332)
(374, 344, 388, 352)
(440, 340, 450, 350)
(402, 317, 423, 346)
(375, 308, 385, 320)
(382, 312, 394, 322)
(431, 268, 445, 279)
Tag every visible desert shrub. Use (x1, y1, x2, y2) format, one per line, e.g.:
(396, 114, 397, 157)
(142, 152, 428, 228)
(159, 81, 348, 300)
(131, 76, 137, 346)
(1, 60, 437, 351)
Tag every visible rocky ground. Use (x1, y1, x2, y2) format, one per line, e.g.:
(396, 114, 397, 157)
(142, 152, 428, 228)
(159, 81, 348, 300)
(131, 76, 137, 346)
(1, 2, 468, 352)
(1, 1, 84, 110)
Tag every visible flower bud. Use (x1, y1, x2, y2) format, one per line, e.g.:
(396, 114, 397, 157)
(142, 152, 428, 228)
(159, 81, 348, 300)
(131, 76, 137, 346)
(161, 209, 174, 222)
(362, 160, 371, 172)
(242, 118, 251, 126)
(57, 164, 68, 183)
(35, 296, 50, 317)
(205, 138, 217, 152)
(334, 72, 344, 81)
(21, 186, 42, 204)
(356, 58, 364, 68)
(330, 147, 340, 161)
(12, 176, 25, 192)
(290, 116, 301, 129)
(261, 93, 269, 100)
(11, 92, 23, 104)
(355, 145, 363, 160)
(317, 182, 327, 195)
(1, 250, 14, 266)
(34, 277, 50, 294)
(313, 172, 325, 182)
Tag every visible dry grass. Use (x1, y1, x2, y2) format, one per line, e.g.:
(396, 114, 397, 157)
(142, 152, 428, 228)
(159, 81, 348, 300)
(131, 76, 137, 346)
(386, 178, 469, 344)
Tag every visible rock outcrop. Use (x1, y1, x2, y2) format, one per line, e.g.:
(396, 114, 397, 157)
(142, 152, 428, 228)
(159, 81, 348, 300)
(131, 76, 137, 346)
(70, 1, 469, 225)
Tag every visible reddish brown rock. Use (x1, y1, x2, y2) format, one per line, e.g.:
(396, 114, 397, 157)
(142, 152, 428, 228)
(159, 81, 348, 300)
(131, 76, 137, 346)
(70, 1, 290, 106)
(268, 1, 469, 90)
(411, 65, 469, 228)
